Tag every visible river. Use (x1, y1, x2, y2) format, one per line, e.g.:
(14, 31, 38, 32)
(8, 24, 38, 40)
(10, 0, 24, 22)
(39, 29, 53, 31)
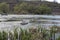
(0, 15, 60, 30)
(0, 15, 60, 39)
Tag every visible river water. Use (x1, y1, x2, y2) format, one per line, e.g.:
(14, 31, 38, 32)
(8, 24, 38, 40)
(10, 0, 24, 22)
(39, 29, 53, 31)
(0, 15, 41, 31)
(0, 15, 60, 39)
(0, 15, 60, 30)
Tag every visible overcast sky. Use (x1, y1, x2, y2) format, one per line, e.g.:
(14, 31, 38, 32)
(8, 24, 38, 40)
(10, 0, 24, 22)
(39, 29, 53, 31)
(46, 0, 60, 3)
(26, 0, 60, 3)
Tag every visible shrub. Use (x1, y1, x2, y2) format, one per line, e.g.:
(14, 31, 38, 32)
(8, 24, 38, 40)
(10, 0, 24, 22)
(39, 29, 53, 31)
(0, 2, 9, 14)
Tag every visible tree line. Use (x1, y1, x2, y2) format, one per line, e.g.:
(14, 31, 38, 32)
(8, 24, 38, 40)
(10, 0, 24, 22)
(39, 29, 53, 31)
(0, 2, 52, 15)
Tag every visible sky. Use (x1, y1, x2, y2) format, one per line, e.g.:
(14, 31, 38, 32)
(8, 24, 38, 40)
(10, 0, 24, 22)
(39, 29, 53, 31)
(26, 0, 60, 3)
(46, 0, 60, 3)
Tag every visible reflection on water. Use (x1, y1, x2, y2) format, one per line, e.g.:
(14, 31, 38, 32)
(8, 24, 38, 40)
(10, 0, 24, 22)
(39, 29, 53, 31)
(0, 15, 60, 29)
(0, 15, 60, 30)
(0, 15, 60, 39)
(0, 21, 39, 30)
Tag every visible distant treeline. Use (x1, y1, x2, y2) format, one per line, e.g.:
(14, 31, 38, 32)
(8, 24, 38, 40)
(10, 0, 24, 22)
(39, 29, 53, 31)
(0, 1, 60, 15)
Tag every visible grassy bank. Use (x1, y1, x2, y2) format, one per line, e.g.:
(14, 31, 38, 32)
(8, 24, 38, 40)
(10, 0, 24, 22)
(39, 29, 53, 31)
(0, 26, 60, 40)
